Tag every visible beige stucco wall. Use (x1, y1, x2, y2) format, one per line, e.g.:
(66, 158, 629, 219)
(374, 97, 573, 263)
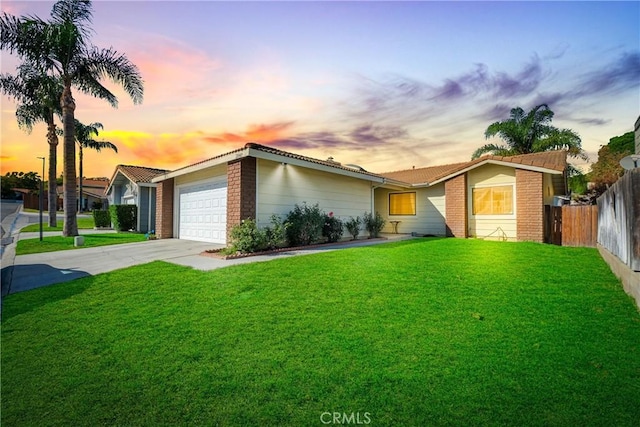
(174, 164, 227, 187)
(467, 164, 517, 240)
(256, 159, 373, 227)
(374, 185, 446, 235)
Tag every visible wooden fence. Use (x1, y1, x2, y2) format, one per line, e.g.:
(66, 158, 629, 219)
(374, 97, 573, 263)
(22, 193, 63, 211)
(597, 169, 640, 272)
(545, 205, 598, 247)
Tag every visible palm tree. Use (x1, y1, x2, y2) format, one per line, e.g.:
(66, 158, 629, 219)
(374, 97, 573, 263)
(472, 104, 584, 160)
(1, 0, 143, 236)
(74, 120, 117, 212)
(0, 62, 62, 227)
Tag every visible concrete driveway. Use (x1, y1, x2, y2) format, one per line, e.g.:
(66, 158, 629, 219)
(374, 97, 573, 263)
(2, 232, 412, 296)
(0, 203, 413, 297)
(3, 239, 220, 295)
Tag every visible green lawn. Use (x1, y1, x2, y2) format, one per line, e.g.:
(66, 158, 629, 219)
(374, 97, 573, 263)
(2, 239, 639, 426)
(15, 233, 146, 255)
(21, 216, 95, 232)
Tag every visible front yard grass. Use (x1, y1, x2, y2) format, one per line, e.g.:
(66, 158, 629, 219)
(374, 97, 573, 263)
(15, 233, 147, 255)
(20, 216, 95, 232)
(2, 239, 639, 426)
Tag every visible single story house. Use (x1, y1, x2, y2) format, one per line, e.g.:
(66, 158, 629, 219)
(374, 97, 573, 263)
(151, 143, 567, 245)
(77, 178, 109, 211)
(105, 165, 169, 233)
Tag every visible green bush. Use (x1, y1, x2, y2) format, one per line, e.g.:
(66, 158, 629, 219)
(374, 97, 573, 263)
(322, 214, 344, 243)
(265, 215, 288, 249)
(229, 219, 268, 253)
(109, 205, 137, 232)
(345, 216, 361, 240)
(363, 211, 386, 238)
(92, 210, 111, 228)
(285, 202, 325, 246)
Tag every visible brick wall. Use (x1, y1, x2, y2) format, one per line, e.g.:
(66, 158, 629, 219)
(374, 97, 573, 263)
(226, 157, 257, 241)
(445, 173, 468, 237)
(516, 169, 543, 242)
(155, 178, 174, 239)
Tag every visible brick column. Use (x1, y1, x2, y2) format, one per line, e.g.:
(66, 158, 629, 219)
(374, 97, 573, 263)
(445, 173, 468, 237)
(516, 169, 543, 242)
(155, 178, 174, 239)
(226, 157, 257, 241)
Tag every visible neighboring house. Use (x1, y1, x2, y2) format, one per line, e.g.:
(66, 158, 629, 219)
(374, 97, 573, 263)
(152, 143, 567, 245)
(77, 178, 109, 211)
(105, 165, 169, 233)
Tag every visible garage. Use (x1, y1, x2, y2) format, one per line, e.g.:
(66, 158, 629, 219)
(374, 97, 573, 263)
(178, 180, 227, 244)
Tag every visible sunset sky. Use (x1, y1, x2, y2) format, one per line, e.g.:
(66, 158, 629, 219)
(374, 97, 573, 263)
(1, 0, 638, 180)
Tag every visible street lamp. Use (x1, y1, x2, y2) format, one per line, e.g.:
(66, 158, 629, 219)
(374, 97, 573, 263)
(37, 156, 45, 241)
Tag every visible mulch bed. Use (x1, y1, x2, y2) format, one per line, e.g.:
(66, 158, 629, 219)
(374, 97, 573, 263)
(200, 237, 388, 260)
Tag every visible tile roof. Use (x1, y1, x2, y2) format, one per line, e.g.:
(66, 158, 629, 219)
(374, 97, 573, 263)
(81, 178, 109, 188)
(380, 150, 567, 185)
(165, 142, 387, 180)
(113, 165, 170, 183)
(81, 188, 107, 199)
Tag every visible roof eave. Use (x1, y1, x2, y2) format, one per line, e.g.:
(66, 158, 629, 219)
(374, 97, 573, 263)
(152, 148, 250, 182)
(427, 159, 565, 186)
(247, 147, 387, 183)
(152, 146, 389, 184)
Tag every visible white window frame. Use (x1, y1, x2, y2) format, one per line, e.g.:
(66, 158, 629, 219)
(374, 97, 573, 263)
(469, 183, 516, 219)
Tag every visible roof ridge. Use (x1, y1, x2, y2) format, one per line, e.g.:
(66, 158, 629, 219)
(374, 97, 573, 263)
(380, 160, 469, 175)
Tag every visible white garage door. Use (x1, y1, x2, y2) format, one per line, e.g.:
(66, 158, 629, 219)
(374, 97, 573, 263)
(178, 180, 227, 244)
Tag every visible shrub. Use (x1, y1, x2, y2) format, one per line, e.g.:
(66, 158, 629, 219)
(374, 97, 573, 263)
(345, 216, 361, 240)
(322, 213, 344, 243)
(229, 219, 269, 253)
(93, 210, 111, 228)
(109, 205, 137, 232)
(363, 211, 386, 238)
(265, 214, 288, 249)
(91, 201, 103, 210)
(285, 202, 325, 246)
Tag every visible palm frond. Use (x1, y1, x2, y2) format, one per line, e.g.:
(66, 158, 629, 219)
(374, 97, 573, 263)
(471, 144, 513, 159)
(50, 0, 93, 40)
(87, 47, 144, 105)
(74, 120, 117, 152)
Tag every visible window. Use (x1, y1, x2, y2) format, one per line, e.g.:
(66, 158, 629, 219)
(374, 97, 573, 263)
(389, 192, 416, 215)
(472, 185, 513, 215)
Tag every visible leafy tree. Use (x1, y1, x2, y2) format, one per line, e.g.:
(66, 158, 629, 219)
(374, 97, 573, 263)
(472, 104, 585, 160)
(1, 171, 40, 198)
(589, 131, 634, 192)
(0, 62, 62, 226)
(74, 120, 117, 211)
(1, 0, 143, 236)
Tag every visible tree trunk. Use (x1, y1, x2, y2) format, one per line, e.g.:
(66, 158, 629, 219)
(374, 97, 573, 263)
(78, 144, 83, 213)
(61, 83, 78, 237)
(46, 119, 58, 228)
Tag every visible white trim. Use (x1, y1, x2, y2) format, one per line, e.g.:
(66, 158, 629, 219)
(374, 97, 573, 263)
(417, 159, 564, 187)
(247, 148, 387, 183)
(154, 149, 250, 182)
(152, 147, 388, 185)
(468, 182, 516, 220)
